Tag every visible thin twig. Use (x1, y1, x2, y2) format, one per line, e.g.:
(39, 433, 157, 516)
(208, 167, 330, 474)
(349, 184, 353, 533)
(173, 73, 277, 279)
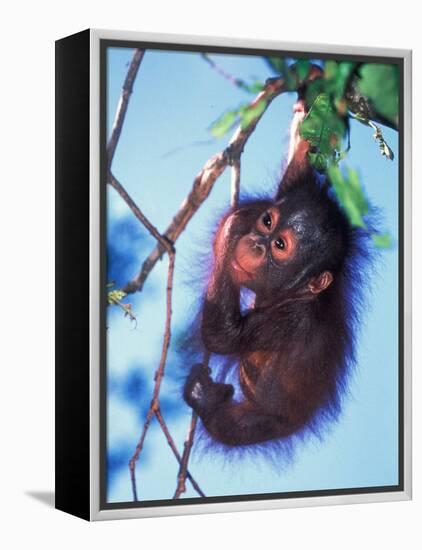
(108, 296, 137, 325)
(129, 408, 154, 501)
(230, 157, 241, 209)
(174, 413, 199, 498)
(129, 249, 175, 500)
(121, 76, 288, 295)
(155, 408, 205, 497)
(201, 53, 256, 93)
(173, 352, 210, 499)
(107, 49, 145, 167)
(129, 247, 204, 499)
(109, 172, 172, 250)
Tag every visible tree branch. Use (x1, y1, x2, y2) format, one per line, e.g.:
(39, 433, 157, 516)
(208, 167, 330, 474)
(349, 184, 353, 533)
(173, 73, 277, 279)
(109, 172, 173, 251)
(173, 412, 199, 498)
(107, 49, 145, 167)
(155, 408, 205, 497)
(127, 241, 204, 499)
(230, 157, 241, 209)
(201, 53, 255, 92)
(129, 249, 177, 500)
(173, 352, 210, 499)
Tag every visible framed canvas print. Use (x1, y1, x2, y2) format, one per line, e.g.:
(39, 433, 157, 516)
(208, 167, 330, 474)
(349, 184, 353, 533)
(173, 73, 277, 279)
(55, 29, 412, 521)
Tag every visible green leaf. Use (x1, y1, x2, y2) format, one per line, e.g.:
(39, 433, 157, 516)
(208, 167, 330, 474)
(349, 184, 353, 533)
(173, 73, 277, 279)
(372, 232, 393, 249)
(347, 167, 369, 217)
(294, 60, 311, 83)
(264, 57, 296, 89)
(357, 64, 399, 126)
(265, 56, 287, 74)
(244, 81, 265, 94)
(108, 289, 127, 305)
(327, 165, 369, 228)
(324, 60, 338, 81)
(304, 78, 326, 109)
(328, 165, 393, 248)
(308, 152, 327, 171)
(300, 93, 346, 164)
(209, 107, 241, 138)
(209, 96, 270, 138)
(239, 98, 268, 129)
(324, 61, 356, 105)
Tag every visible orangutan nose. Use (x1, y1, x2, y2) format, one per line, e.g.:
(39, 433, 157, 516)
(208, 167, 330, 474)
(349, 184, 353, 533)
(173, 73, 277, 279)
(234, 234, 267, 274)
(248, 236, 266, 258)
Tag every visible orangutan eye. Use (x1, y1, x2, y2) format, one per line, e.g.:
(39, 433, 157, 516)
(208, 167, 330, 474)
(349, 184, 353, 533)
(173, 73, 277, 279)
(275, 237, 285, 250)
(262, 212, 272, 229)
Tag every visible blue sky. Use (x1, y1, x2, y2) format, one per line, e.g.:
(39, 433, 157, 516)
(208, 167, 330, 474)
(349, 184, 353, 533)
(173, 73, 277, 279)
(106, 47, 399, 503)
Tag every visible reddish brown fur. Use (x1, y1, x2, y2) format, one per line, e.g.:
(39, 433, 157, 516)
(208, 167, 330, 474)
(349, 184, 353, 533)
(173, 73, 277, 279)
(184, 129, 369, 448)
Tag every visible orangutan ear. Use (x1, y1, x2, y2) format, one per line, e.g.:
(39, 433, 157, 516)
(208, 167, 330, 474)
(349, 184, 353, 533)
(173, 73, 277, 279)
(308, 271, 333, 294)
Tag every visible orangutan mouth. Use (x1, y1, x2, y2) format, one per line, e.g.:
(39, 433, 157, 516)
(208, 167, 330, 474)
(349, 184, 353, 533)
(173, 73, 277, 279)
(230, 259, 254, 281)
